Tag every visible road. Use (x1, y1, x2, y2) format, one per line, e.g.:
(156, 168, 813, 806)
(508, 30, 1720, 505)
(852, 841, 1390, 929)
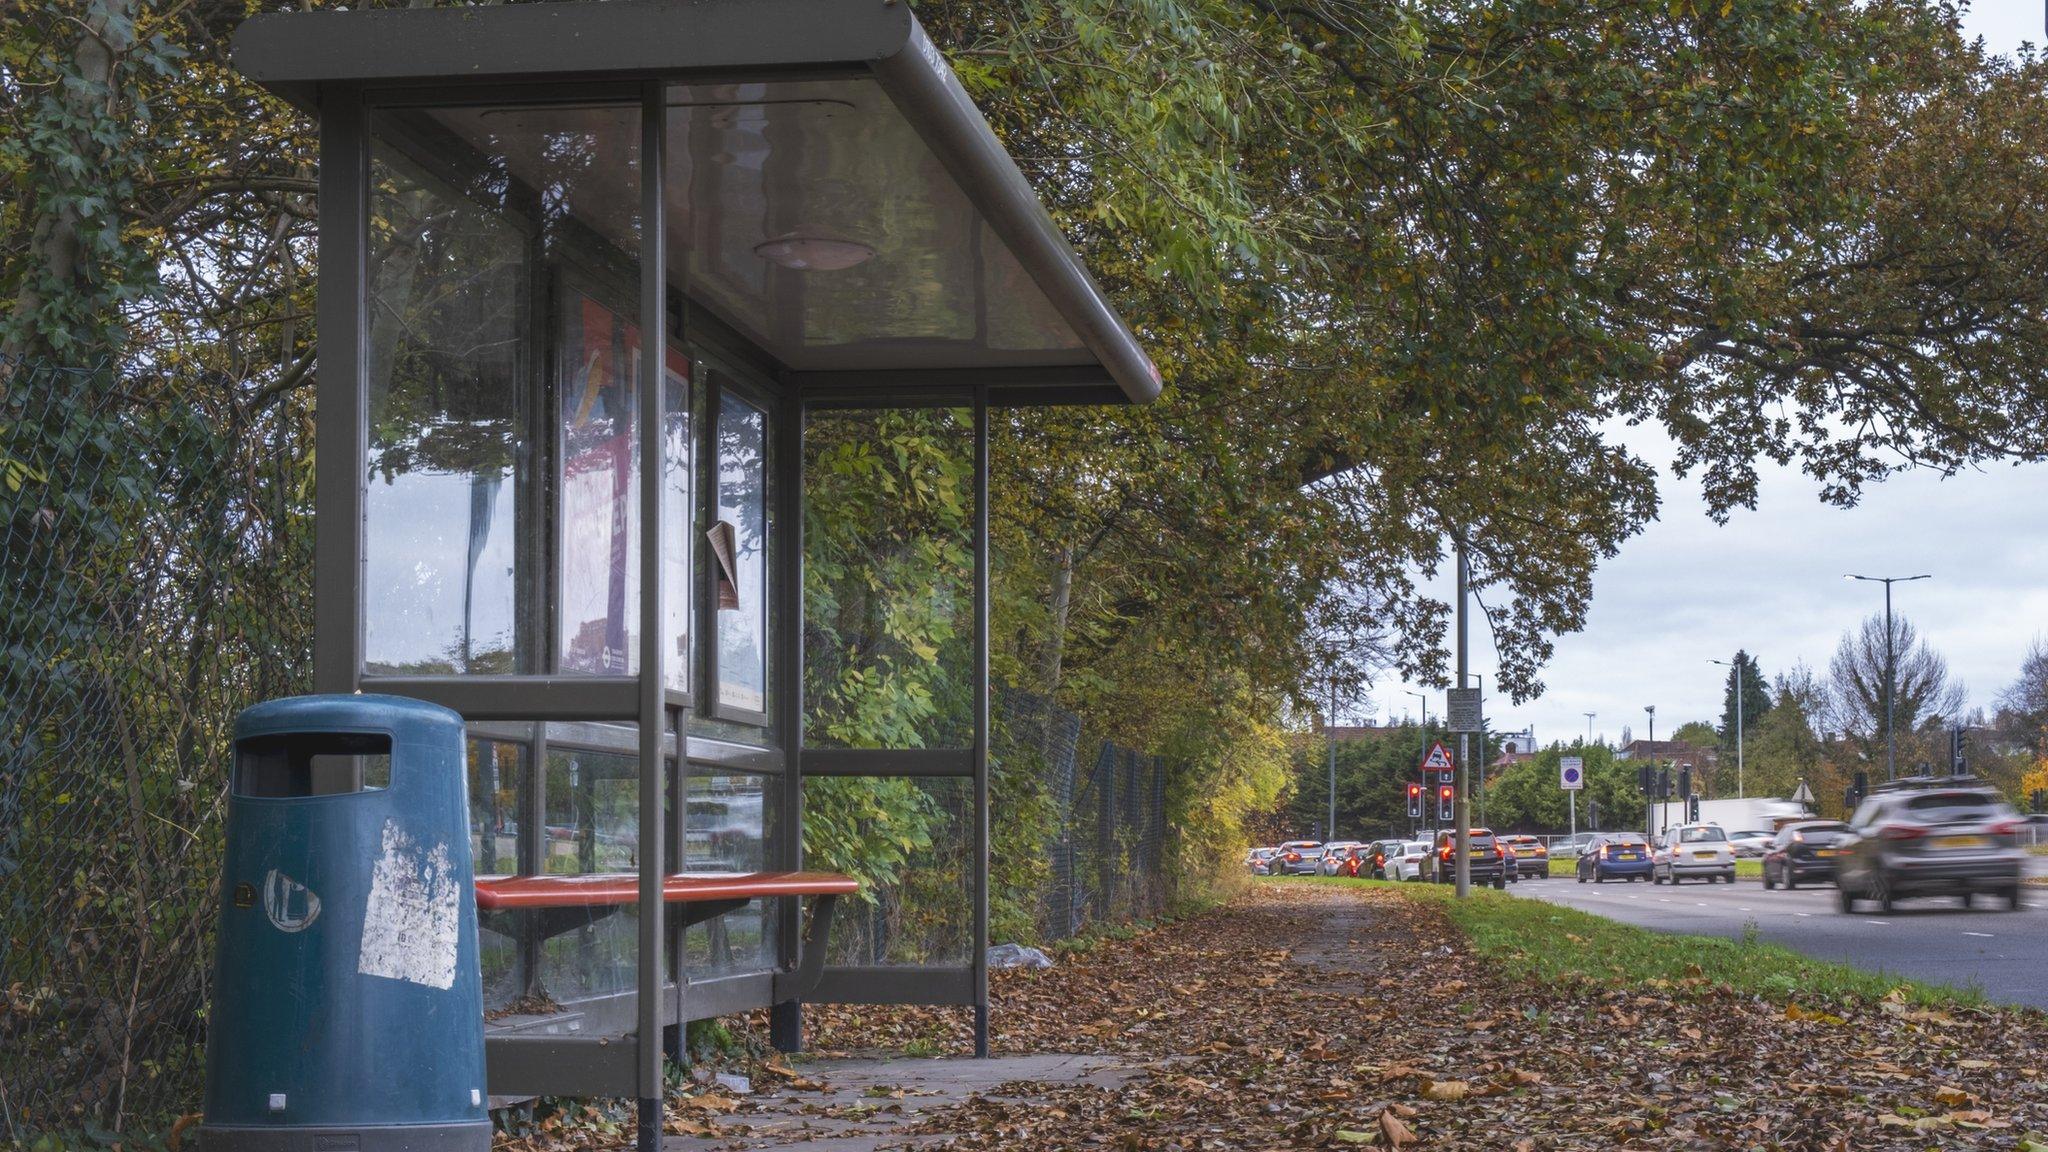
(1504, 874, 2048, 1009)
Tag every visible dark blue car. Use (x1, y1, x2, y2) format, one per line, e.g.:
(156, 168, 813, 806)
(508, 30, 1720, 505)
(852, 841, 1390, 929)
(1575, 833, 1652, 882)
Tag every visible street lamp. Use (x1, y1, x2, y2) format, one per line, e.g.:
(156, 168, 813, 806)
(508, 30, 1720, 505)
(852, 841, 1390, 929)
(1405, 690, 1429, 727)
(1843, 573, 1932, 781)
(1325, 674, 1339, 842)
(1583, 712, 1596, 748)
(1474, 673, 1488, 827)
(1644, 705, 1656, 839)
(1709, 658, 1745, 799)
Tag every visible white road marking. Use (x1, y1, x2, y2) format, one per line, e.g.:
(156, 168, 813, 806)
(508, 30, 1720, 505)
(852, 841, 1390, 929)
(1795, 912, 1812, 918)
(1963, 931, 1995, 938)
(1866, 920, 1890, 927)
(1739, 907, 1753, 912)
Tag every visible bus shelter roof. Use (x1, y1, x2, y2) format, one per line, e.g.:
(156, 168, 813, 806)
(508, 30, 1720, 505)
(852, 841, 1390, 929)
(232, 0, 1160, 405)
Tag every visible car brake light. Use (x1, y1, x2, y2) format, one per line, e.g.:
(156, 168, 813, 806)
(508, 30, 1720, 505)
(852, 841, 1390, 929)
(1989, 818, 2023, 836)
(1878, 825, 1926, 841)
(1495, 846, 1504, 857)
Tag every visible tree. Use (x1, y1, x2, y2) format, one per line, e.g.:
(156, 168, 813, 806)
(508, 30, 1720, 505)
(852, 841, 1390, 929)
(1281, 724, 1442, 841)
(1995, 636, 2048, 760)
(1824, 613, 1966, 766)
(1744, 667, 1829, 802)
(1717, 650, 1772, 766)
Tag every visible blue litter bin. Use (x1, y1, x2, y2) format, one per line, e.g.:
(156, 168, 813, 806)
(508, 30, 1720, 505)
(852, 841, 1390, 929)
(200, 695, 488, 1152)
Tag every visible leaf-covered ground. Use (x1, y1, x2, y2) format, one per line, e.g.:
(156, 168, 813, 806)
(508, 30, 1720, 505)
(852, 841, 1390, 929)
(519, 883, 2048, 1150)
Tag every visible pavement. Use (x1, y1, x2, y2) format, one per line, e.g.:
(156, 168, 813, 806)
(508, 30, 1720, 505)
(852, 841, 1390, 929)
(1503, 873, 2048, 1009)
(666, 1053, 1142, 1151)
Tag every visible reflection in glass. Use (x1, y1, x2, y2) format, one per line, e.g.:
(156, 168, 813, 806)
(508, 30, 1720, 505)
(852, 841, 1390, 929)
(536, 742, 640, 999)
(662, 353, 690, 693)
(684, 772, 777, 976)
(363, 134, 526, 674)
(466, 737, 527, 876)
(716, 391, 769, 715)
(465, 734, 528, 1009)
(802, 407, 974, 749)
(557, 293, 640, 675)
(363, 103, 644, 678)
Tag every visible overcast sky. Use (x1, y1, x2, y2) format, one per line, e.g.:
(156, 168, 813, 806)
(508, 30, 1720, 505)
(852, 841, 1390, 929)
(1370, 4, 2045, 749)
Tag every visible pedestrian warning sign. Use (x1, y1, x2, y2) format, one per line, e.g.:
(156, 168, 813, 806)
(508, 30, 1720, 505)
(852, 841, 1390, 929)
(1420, 742, 1454, 772)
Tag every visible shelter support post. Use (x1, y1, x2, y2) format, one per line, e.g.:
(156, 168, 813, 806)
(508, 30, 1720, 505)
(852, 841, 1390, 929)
(972, 385, 991, 1058)
(312, 86, 364, 697)
(634, 79, 668, 1152)
(771, 364, 808, 1054)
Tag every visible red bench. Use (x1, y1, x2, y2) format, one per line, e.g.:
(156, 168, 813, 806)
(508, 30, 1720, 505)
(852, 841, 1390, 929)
(476, 870, 854, 939)
(475, 870, 858, 910)
(475, 870, 855, 1094)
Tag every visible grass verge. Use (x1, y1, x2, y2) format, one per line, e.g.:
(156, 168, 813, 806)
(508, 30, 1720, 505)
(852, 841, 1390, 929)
(1292, 875, 1982, 1009)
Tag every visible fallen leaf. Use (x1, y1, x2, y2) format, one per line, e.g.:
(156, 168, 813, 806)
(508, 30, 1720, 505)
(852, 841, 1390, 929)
(1378, 1110, 1417, 1148)
(1934, 1085, 1977, 1107)
(1421, 1079, 1470, 1101)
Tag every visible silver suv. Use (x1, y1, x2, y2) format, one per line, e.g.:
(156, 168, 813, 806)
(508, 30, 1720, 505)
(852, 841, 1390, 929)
(1836, 783, 2025, 912)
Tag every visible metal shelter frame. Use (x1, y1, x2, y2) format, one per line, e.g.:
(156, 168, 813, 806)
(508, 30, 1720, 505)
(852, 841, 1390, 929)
(230, 3, 1156, 1151)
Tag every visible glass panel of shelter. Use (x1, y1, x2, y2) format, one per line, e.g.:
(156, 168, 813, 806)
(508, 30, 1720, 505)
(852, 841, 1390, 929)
(359, 98, 793, 1023)
(357, 86, 996, 1026)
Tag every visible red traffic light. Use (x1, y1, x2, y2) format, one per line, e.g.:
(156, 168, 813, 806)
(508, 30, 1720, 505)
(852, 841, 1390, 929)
(1438, 785, 1454, 801)
(1407, 783, 1422, 798)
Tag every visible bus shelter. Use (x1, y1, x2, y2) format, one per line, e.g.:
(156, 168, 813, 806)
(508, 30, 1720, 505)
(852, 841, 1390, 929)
(229, 0, 1158, 1145)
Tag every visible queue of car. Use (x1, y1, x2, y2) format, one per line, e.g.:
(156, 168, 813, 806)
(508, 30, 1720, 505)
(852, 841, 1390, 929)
(1246, 827, 1556, 887)
(1250, 778, 2031, 914)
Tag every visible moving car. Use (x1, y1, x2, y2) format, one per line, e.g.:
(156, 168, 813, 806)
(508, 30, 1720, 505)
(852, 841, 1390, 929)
(1318, 841, 1366, 876)
(1499, 835, 1549, 879)
(1274, 840, 1324, 876)
(1835, 782, 2025, 912)
(1246, 847, 1279, 875)
(1652, 823, 1737, 884)
(1389, 840, 1431, 881)
(1727, 829, 1776, 859)
(1575, 833, 1652, 883)
(1424, 828, 1507, 888)
(1761, 821, 1851, 889)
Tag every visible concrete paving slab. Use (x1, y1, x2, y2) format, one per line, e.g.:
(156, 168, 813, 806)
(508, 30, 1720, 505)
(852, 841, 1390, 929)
(665, 1053, 1141, 1150)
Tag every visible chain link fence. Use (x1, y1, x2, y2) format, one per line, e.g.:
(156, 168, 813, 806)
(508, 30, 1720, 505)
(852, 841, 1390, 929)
(1, 360, 313, 1141)
(996, 691, 1174, 944)
(0, 362, 1177, 1142)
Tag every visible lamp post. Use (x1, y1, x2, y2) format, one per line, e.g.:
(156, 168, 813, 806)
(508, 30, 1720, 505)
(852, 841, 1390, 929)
(1575, 712, 1594, 839)
(1843, 574, 1932, 781)
(1472, 673, 1488, 827)
(1644, 705, 1656, 839)
(1325, 674, 1339, 842)
(1709, 657, 1745, 799)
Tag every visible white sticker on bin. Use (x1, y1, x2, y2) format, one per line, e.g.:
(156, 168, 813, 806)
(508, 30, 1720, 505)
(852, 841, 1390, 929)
(357, 819, 460, 990)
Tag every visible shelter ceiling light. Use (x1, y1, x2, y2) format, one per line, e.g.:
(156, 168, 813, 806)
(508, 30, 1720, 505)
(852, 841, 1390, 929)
(753, 231, 875, 271)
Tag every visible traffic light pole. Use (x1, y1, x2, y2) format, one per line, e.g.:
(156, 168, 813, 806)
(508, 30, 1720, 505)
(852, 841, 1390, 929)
(1454, 542, 1471, 899)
